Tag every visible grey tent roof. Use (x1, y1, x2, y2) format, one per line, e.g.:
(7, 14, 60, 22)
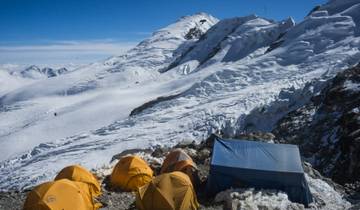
(211, 138, 304, 173)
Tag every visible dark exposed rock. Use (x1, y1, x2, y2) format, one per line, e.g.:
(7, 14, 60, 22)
(0, 191, 26, 210)
(265, 40, 284, 53)
(273, 64, 360, 187)
(345, 181, 360, 203)
(306, 5, 321, 17)
(129, 93, 181, 116)
(235, 131, 276, 142)
(111, 148, 152, 163)
(185, 27, 204, 40)
(98, 189, 136, 210)
(265, 32, 286, 54)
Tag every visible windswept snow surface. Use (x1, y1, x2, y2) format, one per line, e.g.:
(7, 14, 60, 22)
(1, 3, 360, 203)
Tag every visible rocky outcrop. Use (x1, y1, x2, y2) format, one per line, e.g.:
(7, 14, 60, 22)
(129, 93, 181, 116)
(273, 64, 360, 188)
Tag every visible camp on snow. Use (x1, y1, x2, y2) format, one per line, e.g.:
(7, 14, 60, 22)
(206, 135, 313, 206)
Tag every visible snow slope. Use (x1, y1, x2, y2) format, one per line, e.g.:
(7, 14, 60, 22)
(0, 13, 218, 161)
(0, 72, 33, 97)
(0, 3, 360, 208)
(0, 63, 82, 96)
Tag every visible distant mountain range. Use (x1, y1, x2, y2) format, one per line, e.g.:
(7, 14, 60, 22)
(14, 65, 69, 79)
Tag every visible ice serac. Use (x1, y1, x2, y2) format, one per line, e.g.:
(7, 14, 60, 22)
(222, 17, 295, 62)
(164, 15, 295, 74)
(232, 0, 360, 133)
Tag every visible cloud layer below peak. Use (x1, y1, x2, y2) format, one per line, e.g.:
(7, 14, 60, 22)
(0, 40, 137, 65)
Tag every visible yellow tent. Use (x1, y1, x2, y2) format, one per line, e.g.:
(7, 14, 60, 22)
(161, 149, 198, 184)
(23, 179, 95, 210)
(54, 165, 101, 197)
(136, 171, 199, 210)
(110, 155, 153, 191)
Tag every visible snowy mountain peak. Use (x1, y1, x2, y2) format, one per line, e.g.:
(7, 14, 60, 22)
(135, 12, 218, 50)
(23, 64, 41, 72)
(104, 12, 218, 71)
(168, 12, 218, 32)
(14, 65, 69, 79)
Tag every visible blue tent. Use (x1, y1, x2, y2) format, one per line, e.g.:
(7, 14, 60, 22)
(206, 135, 313, 206)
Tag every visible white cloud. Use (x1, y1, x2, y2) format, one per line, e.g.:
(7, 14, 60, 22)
(0, 40, 138, 65)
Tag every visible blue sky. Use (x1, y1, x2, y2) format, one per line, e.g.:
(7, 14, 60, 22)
(0, 0, 327, 65)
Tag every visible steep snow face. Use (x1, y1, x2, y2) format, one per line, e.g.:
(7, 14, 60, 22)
(164, 15, 295, 73)
(0, 3, 360, 205)
(221, 17, 294, 62)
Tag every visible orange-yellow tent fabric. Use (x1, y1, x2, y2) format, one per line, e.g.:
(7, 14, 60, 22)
(161, 149, 198, 184)
(55, 165, 101, 197)
(23, 179, 94, 210)
(110, 155, 153, 191)
(136, 171, 199, 210)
